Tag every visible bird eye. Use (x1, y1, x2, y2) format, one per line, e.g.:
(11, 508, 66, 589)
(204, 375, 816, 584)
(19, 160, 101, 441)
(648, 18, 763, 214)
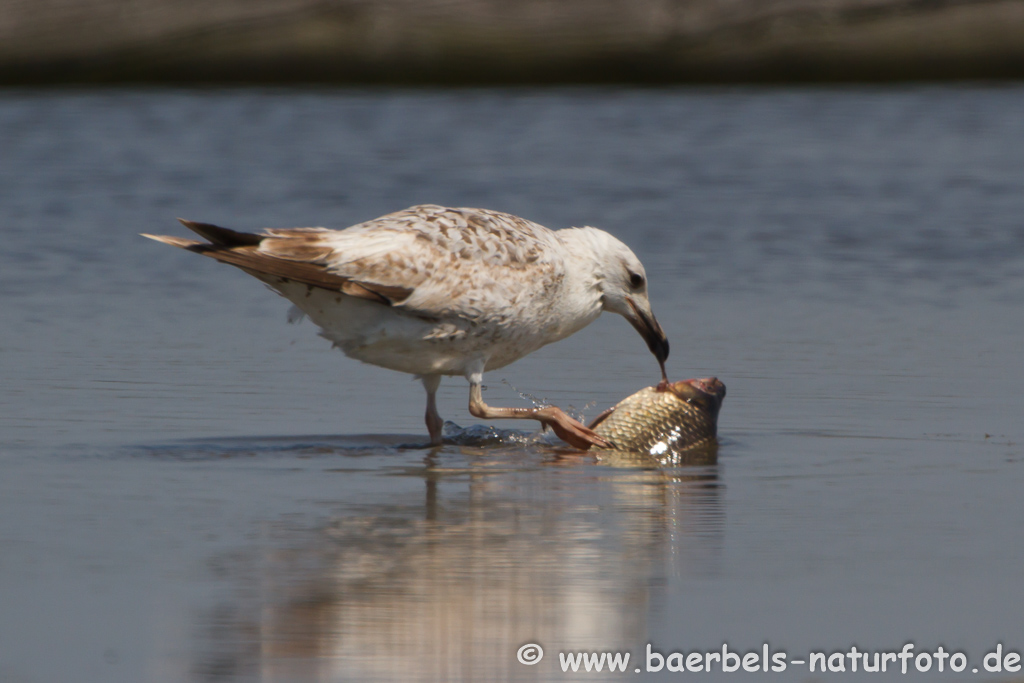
(628, 271, 644, 289)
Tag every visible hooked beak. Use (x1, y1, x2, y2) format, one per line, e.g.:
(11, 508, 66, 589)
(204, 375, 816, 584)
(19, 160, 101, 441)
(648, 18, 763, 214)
(625, 297, 670, 382)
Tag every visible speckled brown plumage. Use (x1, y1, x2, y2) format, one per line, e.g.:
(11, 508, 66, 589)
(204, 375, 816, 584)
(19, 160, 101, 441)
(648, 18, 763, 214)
(143, 204, 668, 447)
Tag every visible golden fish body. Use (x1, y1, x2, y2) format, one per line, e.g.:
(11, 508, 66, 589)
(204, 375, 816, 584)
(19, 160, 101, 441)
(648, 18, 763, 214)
(589, 377, 725, 464)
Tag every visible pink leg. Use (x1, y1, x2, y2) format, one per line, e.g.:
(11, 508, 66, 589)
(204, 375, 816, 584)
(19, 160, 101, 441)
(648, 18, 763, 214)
(421, 375, 444, 446)
(467, 382, 610, 450)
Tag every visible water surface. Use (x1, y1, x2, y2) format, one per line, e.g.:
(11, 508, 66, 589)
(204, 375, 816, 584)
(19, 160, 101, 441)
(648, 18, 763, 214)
(1, 87, 1023, 682)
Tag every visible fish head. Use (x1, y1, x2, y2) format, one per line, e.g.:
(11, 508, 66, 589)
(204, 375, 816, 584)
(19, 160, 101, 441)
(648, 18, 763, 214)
(663, 376, 726, 417)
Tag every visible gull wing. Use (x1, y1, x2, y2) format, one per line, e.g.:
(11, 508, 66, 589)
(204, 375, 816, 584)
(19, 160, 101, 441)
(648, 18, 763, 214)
(314, 205, 565, 320)
(143, 221, 413, 306)
(144, 205, 565, 321)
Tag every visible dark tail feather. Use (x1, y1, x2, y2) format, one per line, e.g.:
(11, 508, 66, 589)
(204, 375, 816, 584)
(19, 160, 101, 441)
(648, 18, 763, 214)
(177, 219, 263, 247)
(142, 221, 410, 306)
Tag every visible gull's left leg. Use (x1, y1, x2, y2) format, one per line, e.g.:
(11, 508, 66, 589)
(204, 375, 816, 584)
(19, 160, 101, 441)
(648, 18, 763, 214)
(421, 374, 444, 446)
(464, 369, 610, 450)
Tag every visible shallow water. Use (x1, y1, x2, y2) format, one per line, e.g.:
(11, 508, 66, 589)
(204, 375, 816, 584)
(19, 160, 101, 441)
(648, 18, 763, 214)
(1, 87, 1023, 682)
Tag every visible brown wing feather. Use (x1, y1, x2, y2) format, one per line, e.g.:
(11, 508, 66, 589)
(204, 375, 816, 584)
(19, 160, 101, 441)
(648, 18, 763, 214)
(142, 228, 413, 306)
(147, 206, 562, 316)
(190, 244, 360, 294)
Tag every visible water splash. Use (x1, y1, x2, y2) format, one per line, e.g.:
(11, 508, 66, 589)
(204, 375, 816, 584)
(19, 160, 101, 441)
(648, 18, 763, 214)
(441, 421, 545, 447)
(500, 379, 550, 409)
(565, 401, 599, 425)
(499, 379, 598, 424)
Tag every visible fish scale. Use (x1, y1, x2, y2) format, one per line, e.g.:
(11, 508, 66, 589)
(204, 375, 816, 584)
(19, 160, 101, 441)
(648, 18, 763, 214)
(590, 378, 725, 464)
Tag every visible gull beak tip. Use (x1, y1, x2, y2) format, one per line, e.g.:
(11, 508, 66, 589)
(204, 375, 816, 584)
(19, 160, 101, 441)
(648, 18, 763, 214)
(625, 296, 670, 381)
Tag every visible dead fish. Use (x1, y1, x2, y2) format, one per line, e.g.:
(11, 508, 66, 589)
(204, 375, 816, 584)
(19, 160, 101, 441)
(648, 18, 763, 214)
(587, 377, 725, 464)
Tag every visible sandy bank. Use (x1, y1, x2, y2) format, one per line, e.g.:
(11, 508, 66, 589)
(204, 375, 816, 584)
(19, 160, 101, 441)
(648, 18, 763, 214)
(2, 0, 1023, 84)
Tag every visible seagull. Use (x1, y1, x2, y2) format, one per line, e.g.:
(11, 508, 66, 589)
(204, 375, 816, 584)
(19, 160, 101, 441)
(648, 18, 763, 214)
(143, 204, 669, 448)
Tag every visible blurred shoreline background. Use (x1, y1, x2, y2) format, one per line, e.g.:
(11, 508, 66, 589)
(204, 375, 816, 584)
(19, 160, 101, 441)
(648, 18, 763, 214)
(3, 0, 1024, 85)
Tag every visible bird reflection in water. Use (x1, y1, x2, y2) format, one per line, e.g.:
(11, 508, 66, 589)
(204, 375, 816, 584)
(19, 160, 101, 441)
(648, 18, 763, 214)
(191, 447, 723, 682)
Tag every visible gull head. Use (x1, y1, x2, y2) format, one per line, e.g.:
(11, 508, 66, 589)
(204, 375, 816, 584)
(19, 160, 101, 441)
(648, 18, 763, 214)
(567, 227, 670, 380)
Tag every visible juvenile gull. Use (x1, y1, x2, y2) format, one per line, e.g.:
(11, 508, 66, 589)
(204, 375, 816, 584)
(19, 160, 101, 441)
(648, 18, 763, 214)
(143, 204, 669, 448)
